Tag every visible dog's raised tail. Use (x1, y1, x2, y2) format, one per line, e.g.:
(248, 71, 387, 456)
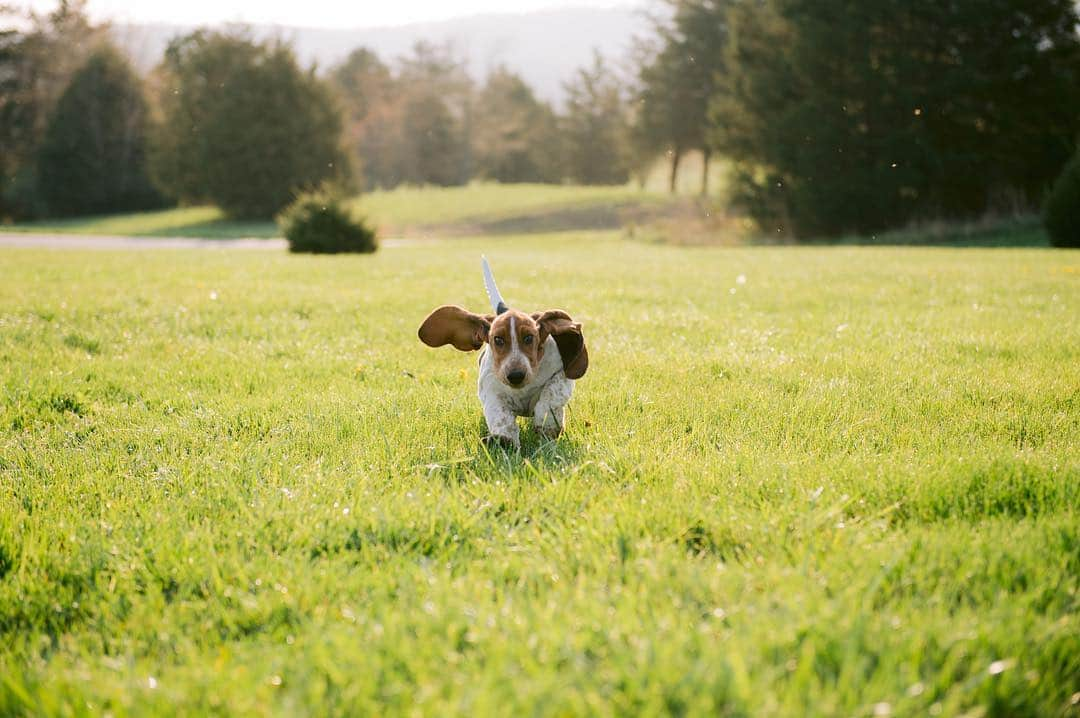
(481, 256, 508, 315)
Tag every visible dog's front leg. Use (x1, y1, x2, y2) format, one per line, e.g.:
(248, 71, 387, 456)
(481, 395, 520, 449)
(532, 375, 573, 440)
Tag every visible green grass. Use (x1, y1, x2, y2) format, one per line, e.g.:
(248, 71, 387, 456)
(3, 205, 278, 239)
(829, 216, 1050, 248)
(353, 183, 662, 228)
(1, 232, 1078, 716)
(3, 184, 662, 239)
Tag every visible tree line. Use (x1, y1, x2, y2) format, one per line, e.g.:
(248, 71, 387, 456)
(0, 1, 633, 222)
(634, 0, 1080, 237)
(3, 0, 1079, 238)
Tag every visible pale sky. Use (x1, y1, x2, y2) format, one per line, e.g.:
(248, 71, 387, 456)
(26, 0, 637, 28)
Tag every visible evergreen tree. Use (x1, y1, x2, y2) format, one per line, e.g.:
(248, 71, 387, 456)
(1044, 154, 1080, 248)
(711, 0, 1080, 237)
(0, 0, 107, 219)
(473, 68, 561, 183)
(330, 42, 479, 189)
(0, 15, 29, 218)
(153, 31, 350, 219)
(399, 92, 462, 186)
(396, 41, 472, 186)
(36, 46, 163, 216)
(561, 54, 632, 185)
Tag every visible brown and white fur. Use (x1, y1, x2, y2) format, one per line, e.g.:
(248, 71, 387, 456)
(418, 306, 588, 448)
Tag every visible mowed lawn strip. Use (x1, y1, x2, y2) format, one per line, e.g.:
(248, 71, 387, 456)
(0, 234, 1077, 716)
(1, 183, 665, 239)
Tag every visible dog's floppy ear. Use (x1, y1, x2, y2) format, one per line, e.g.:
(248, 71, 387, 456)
(534, 309, 588, 379)
(418, 305, 493, 352)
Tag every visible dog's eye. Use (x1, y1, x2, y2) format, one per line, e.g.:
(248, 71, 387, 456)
(493, 336, 505, 347)
(523, 334, 534, 345)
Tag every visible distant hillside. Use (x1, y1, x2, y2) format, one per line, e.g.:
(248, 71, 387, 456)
(111, 6, 652, 104)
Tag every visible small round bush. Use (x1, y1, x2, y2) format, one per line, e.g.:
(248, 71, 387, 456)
(279, 190, 377, 254)
(1044, 155, 1080, 248)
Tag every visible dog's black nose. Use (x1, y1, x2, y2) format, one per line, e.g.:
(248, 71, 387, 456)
(507, 370, 526, 386)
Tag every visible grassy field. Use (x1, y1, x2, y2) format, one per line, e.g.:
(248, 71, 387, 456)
(1, 231, 1077, 716)
(3, 184, 665, 239)
(3, 182, 1050, 248)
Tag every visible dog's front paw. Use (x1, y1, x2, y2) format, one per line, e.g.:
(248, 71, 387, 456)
(532, 405, 565, 442)
(482, 434, 519, 451)
(534, 424, 563, 441)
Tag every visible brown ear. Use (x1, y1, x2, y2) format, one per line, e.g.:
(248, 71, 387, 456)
(533, 309, 588, 379)
(418, 305, 492, 352)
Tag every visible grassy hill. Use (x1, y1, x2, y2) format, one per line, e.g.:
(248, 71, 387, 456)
(1, 232, 1076, 715)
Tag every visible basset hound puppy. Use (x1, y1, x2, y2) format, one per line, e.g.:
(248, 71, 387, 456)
(418, 260, 588, 448)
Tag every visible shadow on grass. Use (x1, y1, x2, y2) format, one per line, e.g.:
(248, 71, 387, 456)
(5, 211, 280, 240)
(426, 418, 587, 484)
(139, 219, 279, 239)
(805, 217, 1050, 248)
(490, 432, 585, 468)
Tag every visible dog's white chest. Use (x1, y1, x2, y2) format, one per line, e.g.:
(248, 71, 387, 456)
(477, 336, 569, 416)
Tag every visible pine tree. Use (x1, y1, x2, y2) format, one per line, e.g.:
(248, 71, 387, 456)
(153, 31, 350, 219)
(399, 92, 462, 186)
(396, 42, 472, 186)
(473, 68, 560, 184)
(561, 54, 632, 185)
(36, 45, 163, 216)
(711, 0, 1080, 237)
(0, 0, 108, 219)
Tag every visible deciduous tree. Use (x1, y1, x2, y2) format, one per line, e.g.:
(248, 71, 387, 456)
(153, 31, 349, 219)
(331, 47, 400, 190)
(632, 0, 729, 194)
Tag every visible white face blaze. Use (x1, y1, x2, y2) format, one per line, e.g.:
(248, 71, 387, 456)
(502, 314, 528, 386)
(508, 315, 522, 363)
(487, 309, 544, 388)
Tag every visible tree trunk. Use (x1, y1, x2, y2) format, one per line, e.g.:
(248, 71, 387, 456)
(669, 148, 681, 194)
(701, 148, 711, 197)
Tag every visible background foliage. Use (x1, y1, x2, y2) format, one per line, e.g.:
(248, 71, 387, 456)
(0, 2, 108, 218)
(561, 54, 632, 186)
(472, 68, 562, 184)
(151, 31, 350, 219)
(704, 0, 1080, 237)
(36, 46, 163, 216)
(1043, 154, 1080, 248)
(2, 0, 1079, 235)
